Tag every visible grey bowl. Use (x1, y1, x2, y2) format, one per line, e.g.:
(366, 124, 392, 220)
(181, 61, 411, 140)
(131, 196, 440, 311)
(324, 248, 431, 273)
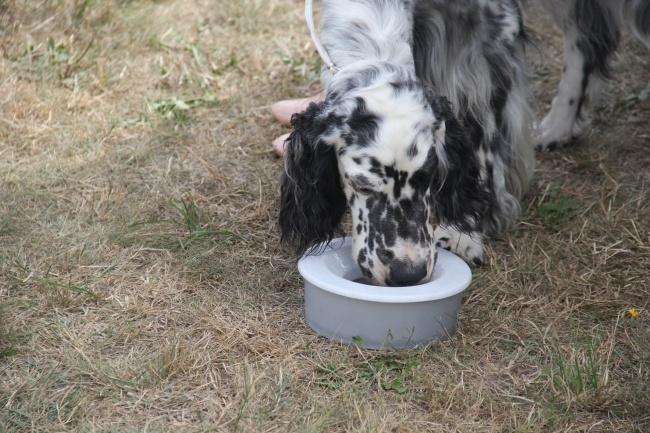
(298, 237, 472, 349)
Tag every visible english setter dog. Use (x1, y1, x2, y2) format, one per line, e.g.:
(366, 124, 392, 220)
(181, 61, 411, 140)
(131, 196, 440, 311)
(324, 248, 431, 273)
(279, 0, 649, 286)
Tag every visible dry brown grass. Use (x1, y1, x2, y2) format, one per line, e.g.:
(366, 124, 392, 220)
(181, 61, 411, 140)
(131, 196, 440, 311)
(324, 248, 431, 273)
(1, 0, 648, 431)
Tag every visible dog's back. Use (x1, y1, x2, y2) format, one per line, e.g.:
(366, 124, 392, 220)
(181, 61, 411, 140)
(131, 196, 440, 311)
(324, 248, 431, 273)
(413, 0, 535, 237)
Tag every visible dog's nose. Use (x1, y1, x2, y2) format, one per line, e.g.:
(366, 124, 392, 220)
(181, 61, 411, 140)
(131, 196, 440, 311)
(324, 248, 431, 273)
(388, 261, 429, 286)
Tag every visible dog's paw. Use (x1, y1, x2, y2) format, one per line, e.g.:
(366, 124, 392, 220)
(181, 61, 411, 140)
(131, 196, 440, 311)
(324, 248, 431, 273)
(434, 226, 484, 266)
(535, 113, 584, 151)
(535, 131, 574, 152)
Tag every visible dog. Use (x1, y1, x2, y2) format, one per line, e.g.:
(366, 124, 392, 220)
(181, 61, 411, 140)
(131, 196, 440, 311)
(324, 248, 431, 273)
(536, 0, 650, 150)
(278, 0, 648, 286)
(280, 0, 525, 286)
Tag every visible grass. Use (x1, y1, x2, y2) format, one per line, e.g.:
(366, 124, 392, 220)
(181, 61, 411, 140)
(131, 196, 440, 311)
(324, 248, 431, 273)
(1, 0, 649, 431)
(536, 182, 579, 228)
(544, 332, 612, 408)
(315, 355, 419, 394)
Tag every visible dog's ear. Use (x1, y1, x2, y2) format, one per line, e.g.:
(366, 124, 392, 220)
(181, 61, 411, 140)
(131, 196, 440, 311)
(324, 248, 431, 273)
(279, 101, 347, 258)
(426, 93, 490, 234)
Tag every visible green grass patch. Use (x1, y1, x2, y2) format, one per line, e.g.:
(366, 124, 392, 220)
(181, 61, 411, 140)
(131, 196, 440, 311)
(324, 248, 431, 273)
(147, 93, 218, 121)
(315, 356, 419, 394)
(538, 184, 579, 227)
(120, 194, 240, 250)
(542, 334, 612, 410)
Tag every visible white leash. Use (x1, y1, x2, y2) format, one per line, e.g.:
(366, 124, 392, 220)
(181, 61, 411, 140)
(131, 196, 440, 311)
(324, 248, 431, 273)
(305, 0, 339, 74)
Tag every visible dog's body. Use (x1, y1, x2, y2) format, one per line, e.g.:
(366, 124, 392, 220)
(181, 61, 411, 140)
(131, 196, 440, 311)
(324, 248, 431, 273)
(412, 0, 535, 261)
(279, 0, 649, 286)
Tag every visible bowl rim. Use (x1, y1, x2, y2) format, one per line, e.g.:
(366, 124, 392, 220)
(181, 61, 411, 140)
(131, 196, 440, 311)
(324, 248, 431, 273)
(297, 237, 472, 303)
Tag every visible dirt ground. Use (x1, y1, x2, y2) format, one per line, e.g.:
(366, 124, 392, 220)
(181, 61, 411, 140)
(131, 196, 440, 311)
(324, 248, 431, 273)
(1, 0, 648, 432)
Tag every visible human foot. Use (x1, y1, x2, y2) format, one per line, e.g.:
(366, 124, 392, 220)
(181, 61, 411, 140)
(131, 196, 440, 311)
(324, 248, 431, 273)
(272, 133, 290, 157)
(271, 93, 324, 126)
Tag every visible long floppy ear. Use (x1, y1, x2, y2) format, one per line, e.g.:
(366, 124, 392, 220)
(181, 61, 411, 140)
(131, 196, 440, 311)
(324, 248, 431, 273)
(279, 101, 347, 258)
(427, 93, 490, 234)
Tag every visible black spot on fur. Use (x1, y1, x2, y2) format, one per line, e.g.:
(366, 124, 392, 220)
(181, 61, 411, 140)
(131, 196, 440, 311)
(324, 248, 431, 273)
(394, 171, 408, 198)
(408, 169, 433, 191)
(367, 231, 375, 252)
(368, 157, 383, 176)
(358, 248, 367, 264)
(342, 97, 381, 148)
(376, 248, 395, 263)
(406, 142, 419, 158)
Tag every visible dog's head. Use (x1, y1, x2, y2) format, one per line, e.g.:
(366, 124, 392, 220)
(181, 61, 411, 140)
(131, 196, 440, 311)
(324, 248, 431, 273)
(280, 64, 487, 286)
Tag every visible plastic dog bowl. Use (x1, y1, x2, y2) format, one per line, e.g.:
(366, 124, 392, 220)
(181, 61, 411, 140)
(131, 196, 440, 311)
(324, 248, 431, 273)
(298, 237, 472, 349)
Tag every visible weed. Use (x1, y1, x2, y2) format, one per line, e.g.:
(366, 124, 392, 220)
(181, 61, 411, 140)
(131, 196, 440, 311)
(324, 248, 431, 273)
(544, 335, 612, 409)
(538, 184, 579, 227)
(0, 347, 18, 359)
(47, 38, 71, 64)
(314, 364, 347, 390)
(0, 212, 12, 236)
(167, 196, 240, 243)
(607, 81, 650, 113)
(168, 196, 202, 235)
(122, 194, 240, 249)
(4, 408, 33, 430)
(212, 52, 238, 75)
(39, 279, 96, 298)
(315, 357, 418, 394)
(628, 307, 640, 319)
(358, 357, 419, 394)
(147, 93, 218, 121)
(281, 54, 321, 80)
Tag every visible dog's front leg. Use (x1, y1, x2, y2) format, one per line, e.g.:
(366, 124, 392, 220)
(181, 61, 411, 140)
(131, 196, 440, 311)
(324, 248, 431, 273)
(537, 0, 620, 151)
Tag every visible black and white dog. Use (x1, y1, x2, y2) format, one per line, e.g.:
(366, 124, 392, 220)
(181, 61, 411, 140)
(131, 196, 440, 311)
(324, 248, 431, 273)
(279, 0, 528, 286)
(279, 0, 649, 286)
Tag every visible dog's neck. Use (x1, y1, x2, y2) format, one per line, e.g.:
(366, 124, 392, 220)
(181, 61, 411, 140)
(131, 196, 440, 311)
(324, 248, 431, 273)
(316, 0, 416, 85)
(322, 60, 416, 103)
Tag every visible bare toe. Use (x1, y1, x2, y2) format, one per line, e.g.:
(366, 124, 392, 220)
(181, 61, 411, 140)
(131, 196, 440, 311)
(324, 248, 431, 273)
(271, 94, 324, 126)
(272, 133, 290, 157)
